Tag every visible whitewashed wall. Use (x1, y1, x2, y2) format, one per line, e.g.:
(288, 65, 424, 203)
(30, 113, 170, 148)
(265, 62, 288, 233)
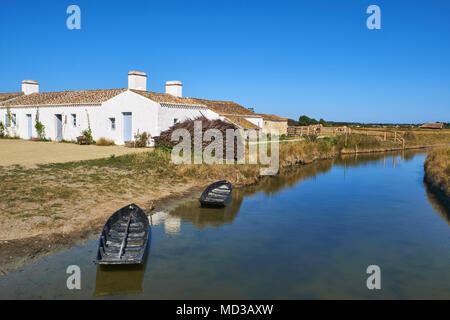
(157, 105, 220, 135)
(0, 105, 100, 141)
(98, 90, 159, 145)
(0, 90, 161, 145)
(0, 91, 244, 145)
(244, 116, 263, 128)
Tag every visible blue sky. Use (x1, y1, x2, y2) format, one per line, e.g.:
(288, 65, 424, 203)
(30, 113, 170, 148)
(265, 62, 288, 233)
(1, 0, 449, 123)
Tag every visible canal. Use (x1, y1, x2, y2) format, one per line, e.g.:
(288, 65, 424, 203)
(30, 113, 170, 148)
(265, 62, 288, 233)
(0, 149, 449, 299)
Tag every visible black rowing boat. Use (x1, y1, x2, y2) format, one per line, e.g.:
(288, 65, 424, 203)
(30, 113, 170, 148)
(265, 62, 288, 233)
(199, 180, 233, 207)
(94, 204, 150, 265)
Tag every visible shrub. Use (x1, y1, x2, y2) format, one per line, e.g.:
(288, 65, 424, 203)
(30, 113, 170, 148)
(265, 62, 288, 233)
(96, 138, 115, 146)
(403, 130, 417, 143)
(154, 117, 241, 159)
(81, 110, 94, 145)
(0, 121, 5, 138)
(134, 131, 151, 148)
(81, 128, 94, 145)
(35, 110, 46, 140)
(304, 133, 318, 143)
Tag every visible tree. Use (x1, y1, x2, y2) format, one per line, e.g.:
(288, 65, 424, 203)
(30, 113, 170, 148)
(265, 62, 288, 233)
(298, 115, 318, 126)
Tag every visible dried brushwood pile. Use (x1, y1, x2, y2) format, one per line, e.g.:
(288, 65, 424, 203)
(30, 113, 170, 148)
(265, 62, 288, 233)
(154, 117, 244, 159)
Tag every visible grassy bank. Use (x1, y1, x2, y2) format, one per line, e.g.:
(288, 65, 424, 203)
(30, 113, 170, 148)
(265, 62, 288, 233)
(424, 147, 450, 206)
(0, 131, 449, 243)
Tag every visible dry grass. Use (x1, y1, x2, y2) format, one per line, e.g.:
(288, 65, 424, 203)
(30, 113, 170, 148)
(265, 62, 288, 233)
(402, 131, 450, 146)
(96, 138, 115, 146)
(0, 141, 337, 240)
(424, 147, 450, 200)
(1, 131, 449, 242)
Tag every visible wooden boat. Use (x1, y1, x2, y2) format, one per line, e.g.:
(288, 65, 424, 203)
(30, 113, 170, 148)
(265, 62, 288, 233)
(94, 204, 150, 265)
(199, 180, 233, 207)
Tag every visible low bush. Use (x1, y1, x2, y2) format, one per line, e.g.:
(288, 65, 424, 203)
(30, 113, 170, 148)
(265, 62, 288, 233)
(96, 138, 115, 146)
(0, 121, 5, 138)
(134, 131, 151, 148)
(81, 129, 94, 145)
(303, 134, 318, 143)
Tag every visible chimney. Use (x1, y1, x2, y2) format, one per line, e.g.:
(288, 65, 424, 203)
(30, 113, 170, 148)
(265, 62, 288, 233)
(165, 81, 182, 97)
(128, 71, 147, 91)
(22, 80, 39, 95)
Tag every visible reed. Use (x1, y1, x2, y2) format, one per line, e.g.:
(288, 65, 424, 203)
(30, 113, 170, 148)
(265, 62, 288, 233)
(424, 147, 450, 203)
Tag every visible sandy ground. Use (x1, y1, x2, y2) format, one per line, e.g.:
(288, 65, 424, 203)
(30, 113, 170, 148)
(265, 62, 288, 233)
(0, 139, 150, 167)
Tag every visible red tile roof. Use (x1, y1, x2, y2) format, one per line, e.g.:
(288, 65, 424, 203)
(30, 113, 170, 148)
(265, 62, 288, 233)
(256, 113, 289, 122)
(1, 89, 259, 120)
(3, 89, 127, 106)
(0, 92, 24, 103)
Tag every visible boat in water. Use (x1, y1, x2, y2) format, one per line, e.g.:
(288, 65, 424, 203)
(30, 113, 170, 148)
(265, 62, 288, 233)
(94, 204, 150, 265)
(199, 180, 233, 207)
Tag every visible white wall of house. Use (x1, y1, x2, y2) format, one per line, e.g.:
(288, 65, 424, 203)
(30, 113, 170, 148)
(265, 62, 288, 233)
(98, 90, 159, 144)
(244, 116, 263, 128)
(0, 105, 100, 142)
(0, 90, 162, 145)
(157, 104, 220, 134)
(0, 90, 225, 145)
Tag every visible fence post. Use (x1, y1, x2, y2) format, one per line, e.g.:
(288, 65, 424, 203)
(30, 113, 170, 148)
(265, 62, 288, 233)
(345, 129, 348, 147)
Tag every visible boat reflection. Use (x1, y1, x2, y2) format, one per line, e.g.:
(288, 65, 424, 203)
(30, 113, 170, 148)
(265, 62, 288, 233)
(93, 247, 149, 297)
(167, 192, 244, 230)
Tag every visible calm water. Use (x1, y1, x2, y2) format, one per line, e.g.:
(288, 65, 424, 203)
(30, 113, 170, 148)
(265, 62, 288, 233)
(1, 150, 449, 299)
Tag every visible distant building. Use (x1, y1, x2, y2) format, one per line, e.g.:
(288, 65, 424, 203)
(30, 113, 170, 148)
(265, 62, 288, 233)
(419, 123, 444, 129)
(256, 114, 289, 135)
(287, 124, 323, 136)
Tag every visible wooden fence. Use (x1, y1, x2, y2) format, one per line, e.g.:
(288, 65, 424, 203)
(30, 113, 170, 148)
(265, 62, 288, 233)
(288, 125, 407, 148)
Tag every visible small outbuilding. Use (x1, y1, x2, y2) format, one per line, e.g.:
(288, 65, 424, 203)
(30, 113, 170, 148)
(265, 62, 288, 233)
(256, 114, 289, 135)
(419, 123, 444, 129)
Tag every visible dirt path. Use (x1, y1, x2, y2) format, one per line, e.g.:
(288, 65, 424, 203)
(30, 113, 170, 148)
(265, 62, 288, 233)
(0, 139, 150, 167)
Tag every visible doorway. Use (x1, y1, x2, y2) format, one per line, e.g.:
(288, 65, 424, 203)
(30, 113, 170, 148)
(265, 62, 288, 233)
(55, 114, 63, 141)
(123, 112, 132, 142)
(26, 114, 32, 139)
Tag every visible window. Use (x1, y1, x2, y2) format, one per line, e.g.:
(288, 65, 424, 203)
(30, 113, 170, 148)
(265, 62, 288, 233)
(11, 113, 16, 127)
(5, 114, 10, 127)
(109, 118, 116, 131)
(72, 114, 77, 127)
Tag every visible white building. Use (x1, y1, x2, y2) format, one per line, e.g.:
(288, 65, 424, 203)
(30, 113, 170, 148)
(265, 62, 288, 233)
(0, 71, 262, 145)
